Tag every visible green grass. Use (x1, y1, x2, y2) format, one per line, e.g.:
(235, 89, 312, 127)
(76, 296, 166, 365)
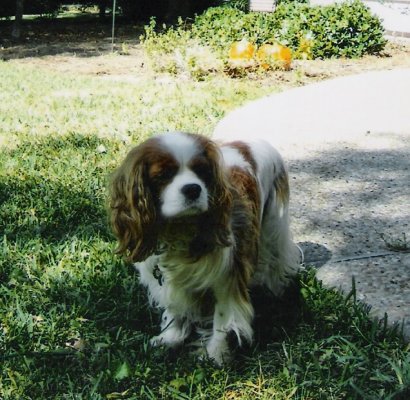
(1, 60, 410, 399)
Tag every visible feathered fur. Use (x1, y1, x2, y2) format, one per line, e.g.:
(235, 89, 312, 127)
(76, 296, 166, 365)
(109, 132, 299, 364)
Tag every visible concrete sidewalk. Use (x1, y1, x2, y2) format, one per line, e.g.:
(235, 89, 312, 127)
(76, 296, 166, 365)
(214, 69, 410, 153)
(213, 69, 410, 339)
(365, 0, 410, 37)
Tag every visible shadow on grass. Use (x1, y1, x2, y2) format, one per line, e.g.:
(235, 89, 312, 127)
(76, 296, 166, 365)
(0, 16, 143, 60)
(2, 133, 409, 330)
(0, 133, 117, 243)
(1, 134, 409, 398)
(0, 134, 158, 361)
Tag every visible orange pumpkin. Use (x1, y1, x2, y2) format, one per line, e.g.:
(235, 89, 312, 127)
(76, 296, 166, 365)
(257, 43, 292, 70)
(228, 39, 256, 64)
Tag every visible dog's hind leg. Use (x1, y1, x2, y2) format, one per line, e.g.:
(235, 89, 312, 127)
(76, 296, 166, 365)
(254, 169, 300, 296)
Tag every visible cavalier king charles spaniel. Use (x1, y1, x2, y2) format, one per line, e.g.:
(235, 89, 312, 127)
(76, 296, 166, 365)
(109, 132, 299, 365)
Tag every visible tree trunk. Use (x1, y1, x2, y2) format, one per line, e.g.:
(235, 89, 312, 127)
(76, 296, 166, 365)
(12, 0, 24, 40)
(98, 0, 106, 19)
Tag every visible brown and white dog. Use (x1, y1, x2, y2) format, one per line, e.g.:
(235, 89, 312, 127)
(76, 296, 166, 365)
(109, 132, 299, 364)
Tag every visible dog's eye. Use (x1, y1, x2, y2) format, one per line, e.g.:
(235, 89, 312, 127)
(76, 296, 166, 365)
(191, 160, 212, 182)
(152, 167, 177, 182)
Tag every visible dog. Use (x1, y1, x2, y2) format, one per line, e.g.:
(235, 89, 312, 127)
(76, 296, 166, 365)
(109, 132, 300, 364)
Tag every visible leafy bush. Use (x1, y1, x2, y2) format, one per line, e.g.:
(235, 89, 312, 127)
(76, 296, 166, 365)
(193, 1, 386, 58)
(142, 18, 225, 77)
(274, 0, 387, 58)
(219, 0, 249, 12)
(141, 0, 386, 74)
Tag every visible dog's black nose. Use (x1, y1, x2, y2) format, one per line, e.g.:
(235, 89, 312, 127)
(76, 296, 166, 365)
(181, 184, 202, 200)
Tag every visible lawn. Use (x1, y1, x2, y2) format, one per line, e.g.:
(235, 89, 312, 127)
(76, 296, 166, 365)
(1, 22, 410, 399)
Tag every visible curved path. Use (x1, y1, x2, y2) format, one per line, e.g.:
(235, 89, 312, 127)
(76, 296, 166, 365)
(214, 69, 410, 338)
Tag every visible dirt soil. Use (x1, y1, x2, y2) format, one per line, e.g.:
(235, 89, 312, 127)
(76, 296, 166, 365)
(1, 19, 410, 86)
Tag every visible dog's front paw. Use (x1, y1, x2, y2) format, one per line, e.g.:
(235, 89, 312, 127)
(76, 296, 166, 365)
(150, 334, 166, 347)
(206, 337, 230, 366)
(150, 327, 186, 348)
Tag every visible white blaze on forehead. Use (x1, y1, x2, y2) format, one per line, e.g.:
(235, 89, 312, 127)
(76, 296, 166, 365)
(155, 132, 209, 218)
(158, 132, 200, 165)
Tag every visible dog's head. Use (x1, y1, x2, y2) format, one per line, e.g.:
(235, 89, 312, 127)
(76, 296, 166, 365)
(109, 132, 232, 262)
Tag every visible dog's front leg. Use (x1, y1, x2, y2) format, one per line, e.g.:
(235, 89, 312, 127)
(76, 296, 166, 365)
(206, 281, 254, 365)
(150, 309, 191, 348)
(206, 302, 231, 365)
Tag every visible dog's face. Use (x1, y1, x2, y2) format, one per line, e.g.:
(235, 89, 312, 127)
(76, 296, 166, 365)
(109, 132, 232, 262)
(147, 133, 211, 219)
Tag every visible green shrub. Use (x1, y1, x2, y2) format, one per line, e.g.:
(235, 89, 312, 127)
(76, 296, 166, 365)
(193, 1, 386, 58)
(142, 18, 225, 77)
(141, 0, 386, 79)
(274, 1, 387, 58)
(141, 1, 386, 76)
(219, 0, 249, 12)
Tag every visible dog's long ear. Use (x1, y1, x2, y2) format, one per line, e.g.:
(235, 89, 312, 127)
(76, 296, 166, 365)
(208, 141, 233, 247)
(190, 137, 233, 258)
(109, 145, 157, 262)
